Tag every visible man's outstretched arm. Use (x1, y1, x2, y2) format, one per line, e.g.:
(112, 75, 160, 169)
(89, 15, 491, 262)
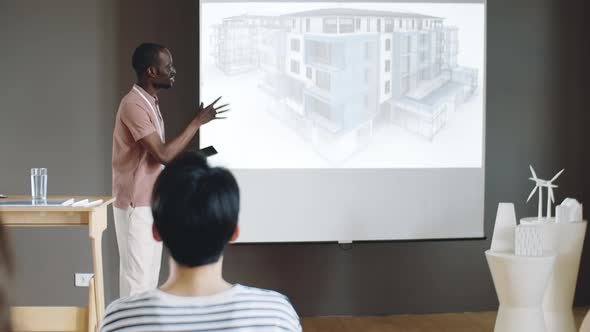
(140, 97, 228, 165)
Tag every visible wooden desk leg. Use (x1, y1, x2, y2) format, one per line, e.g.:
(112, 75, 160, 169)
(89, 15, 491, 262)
(88, 277, 97, 332)
(89, 206, 107, 327)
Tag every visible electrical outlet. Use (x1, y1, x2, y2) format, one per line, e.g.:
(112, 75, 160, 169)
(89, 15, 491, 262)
(75, 273, 94, 287)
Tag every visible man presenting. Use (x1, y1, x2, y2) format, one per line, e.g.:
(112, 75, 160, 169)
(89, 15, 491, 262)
(112, 42, 227, 296)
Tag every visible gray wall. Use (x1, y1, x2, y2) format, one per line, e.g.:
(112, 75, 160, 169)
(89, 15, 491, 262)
(0, 0, 588, 316)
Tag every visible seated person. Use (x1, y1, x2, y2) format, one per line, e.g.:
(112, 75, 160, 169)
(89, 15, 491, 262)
(100, 152, 301, 332)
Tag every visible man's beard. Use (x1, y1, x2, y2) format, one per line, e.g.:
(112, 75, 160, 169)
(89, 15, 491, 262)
(154, 81, 173, 89)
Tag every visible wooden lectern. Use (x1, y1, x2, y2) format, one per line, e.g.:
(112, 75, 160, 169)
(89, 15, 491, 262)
(0, 196, 114, 332)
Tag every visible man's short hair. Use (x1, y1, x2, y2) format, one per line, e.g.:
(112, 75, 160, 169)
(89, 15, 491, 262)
(151, 152, 240, 267)
(131, 42, 166, 79)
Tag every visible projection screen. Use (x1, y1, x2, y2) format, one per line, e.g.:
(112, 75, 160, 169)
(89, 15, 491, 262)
(199, 0, 486, 243)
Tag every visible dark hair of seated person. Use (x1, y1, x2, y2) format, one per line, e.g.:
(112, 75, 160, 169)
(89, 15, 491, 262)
(151, 151, 240, 267)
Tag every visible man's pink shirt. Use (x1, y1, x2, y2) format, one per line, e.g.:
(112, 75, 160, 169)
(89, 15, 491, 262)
(112, 84, 165, 209)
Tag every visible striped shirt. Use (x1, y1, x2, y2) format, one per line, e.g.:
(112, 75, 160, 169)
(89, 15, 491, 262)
(100, 284, 301, 332)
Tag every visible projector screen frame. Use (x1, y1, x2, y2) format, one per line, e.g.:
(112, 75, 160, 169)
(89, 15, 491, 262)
(197, 0, 488, 244)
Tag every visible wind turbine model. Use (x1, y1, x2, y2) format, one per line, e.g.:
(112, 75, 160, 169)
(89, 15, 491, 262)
(527, 165, 565, 222)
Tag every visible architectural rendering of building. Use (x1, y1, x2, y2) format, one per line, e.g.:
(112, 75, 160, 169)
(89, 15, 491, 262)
(210, 8, 478, 159)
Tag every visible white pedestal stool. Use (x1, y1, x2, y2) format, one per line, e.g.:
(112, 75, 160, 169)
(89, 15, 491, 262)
(520, 219, 587, 332)
(486, 250, 556, 332)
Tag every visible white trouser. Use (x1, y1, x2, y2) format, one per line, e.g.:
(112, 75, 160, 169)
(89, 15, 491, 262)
(113, 206, 162, 297)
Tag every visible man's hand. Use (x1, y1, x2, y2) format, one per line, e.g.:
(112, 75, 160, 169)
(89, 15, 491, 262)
(195, 96, 229, 125)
